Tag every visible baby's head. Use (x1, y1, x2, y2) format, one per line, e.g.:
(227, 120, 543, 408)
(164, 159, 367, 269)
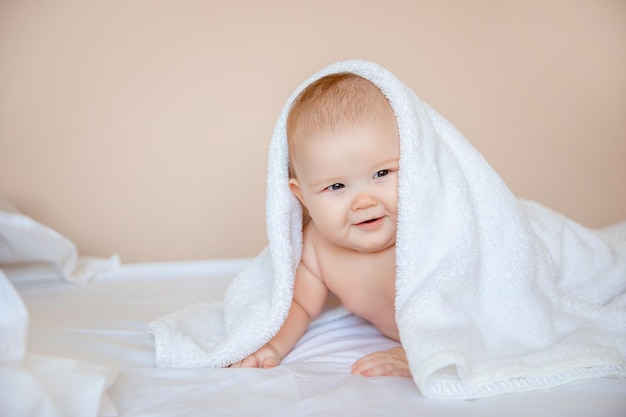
(285, 72, 400, 252)
(286, 72, 396, 178)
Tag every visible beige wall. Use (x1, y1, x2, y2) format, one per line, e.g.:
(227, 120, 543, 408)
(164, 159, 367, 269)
(1, 1, 625, 263)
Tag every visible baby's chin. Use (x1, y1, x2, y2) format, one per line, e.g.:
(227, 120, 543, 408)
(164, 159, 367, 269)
(315, 223, 397, 253)
(357, 241, 396, 254)
(347, 225, 397, 253)
(342, 235, 397, 254)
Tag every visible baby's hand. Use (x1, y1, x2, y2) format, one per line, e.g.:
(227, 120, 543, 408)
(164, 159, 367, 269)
(351, 346, 411, 378)
(229, 343, 281, 369)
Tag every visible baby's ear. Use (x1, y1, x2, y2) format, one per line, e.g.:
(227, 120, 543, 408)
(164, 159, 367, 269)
(288, 178, 305, 206)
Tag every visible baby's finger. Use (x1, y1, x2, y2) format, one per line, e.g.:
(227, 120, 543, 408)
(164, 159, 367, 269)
(260, 357, 279, 369)
(351, 351, 411, 377)
(352, 355, 389, 375)
(353, 359, 410, 377)
(352, 351, 392, 371)
(351, 354, 382, 375)
(353, 351, 386, 366)
(238, 355, 261, 368)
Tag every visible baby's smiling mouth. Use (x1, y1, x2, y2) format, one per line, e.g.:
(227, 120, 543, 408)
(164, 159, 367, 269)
(355, 216, 384, 230)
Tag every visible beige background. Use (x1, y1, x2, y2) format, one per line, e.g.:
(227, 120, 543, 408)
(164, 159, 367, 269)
(1, 1, 625, 263)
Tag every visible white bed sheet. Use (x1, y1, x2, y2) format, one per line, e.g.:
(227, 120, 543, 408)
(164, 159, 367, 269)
(15, 259, 626, 417)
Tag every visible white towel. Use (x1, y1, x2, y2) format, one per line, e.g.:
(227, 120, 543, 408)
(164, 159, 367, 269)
(148, 60, 626, 399)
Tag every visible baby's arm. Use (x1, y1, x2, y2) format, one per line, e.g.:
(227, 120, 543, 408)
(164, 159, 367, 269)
(230, 260, 328, 368)
(351, 346, 411, 378)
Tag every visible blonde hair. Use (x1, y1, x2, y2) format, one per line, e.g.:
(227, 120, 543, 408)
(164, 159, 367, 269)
(286, 72, 394, 178)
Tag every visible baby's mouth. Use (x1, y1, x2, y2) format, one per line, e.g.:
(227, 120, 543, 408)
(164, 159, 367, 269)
(355, 216, 384, 230)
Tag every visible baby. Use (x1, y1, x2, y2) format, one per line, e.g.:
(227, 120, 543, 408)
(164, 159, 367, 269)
(232, 73, 410, 377)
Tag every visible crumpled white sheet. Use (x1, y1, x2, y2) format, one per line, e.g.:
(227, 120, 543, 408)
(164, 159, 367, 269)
(1, 269, 118, 417)
(0, 197, 120, 416)
(0, 197, 120, 284)
(0, 354, 117, 417)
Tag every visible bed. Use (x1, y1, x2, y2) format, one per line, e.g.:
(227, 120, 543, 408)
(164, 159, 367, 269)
(2, 179, 626, 417)
(0, 256, 624, 417)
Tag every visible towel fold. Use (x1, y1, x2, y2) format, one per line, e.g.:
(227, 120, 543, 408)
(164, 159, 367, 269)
(148, 60, 626, 399)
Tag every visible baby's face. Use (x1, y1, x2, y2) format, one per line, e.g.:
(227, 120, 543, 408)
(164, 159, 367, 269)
(289, 115, 400, 253)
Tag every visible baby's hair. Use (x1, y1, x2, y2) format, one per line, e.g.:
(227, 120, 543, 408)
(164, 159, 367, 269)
(286, 72, 394, 178)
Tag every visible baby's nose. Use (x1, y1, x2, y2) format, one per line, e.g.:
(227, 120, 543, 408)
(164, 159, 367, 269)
(351, 192, 377, 211)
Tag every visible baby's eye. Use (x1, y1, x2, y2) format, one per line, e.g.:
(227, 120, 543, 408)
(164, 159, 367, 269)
(326, 183, 344, 191)
(374, 169, 389, 179)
